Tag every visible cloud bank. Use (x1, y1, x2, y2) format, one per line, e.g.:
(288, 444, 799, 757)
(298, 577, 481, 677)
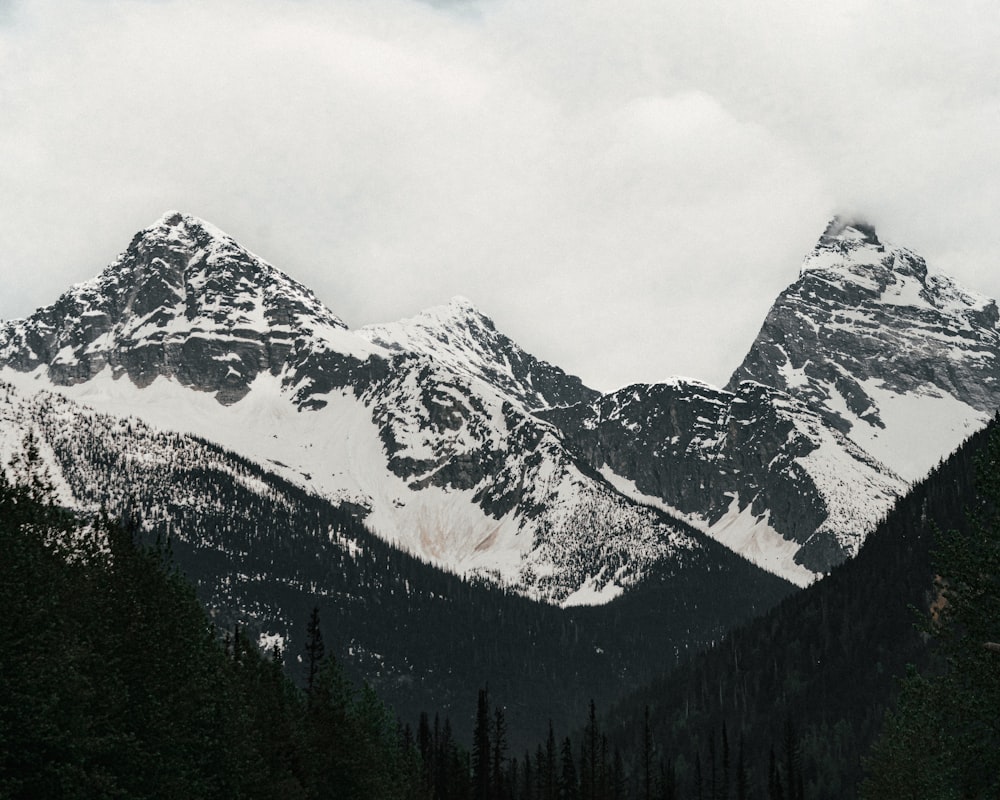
(1, 0, 998, 390)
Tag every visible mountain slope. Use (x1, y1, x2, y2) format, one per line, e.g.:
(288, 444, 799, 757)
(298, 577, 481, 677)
(728, 217, 1000, 480)
(601, 410, 995, 800)
(0, 378, 795, 752)
(358, 295, 598, 411)
(541, 377, 903, 581)
(0, 211, 772, 605)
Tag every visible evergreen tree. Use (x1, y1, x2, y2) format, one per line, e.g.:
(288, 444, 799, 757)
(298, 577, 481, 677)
(642, 705, 654, 800)
(767, 748, 783, 800)
(473, 687, 492, 800)
(492, 705, 508, 800)
(580, 700, 600, 800)
(304, 605, 325, 697)
(559, 736, 579, 800)
(736, 736, 750, 800)
(721, 723, 730, 800)
(544, 722, 559, 800)
(864, 422, 1000, 798)
(610, 748, 627, 800)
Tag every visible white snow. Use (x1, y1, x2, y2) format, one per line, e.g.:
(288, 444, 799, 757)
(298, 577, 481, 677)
(599, 466, 819, 587)
(1, 365, 622, 604)
(845, 379, 989, 482)
(258, 632, 286, 653)
(880, 274, 926, 308)
(561, 572, 624, 606)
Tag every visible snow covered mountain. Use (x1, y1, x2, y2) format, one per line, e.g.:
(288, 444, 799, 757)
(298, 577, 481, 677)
(541, 377, 902, 583)
(0, 211, 732, 605)
(728, 217, 1000, 481)
(0, 211, 384, 406)
(5, 210, 986, 599)
(358, 296, 598, 411)
(0, 376, 795, 749)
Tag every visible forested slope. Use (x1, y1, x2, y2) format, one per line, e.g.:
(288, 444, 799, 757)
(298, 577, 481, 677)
(0, 476, 419, 799)
(592, 418, 995, 800)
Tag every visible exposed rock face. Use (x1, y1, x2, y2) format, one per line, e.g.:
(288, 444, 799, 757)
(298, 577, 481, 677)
(727, 217, 1000, 479)
(7, 209, 982, 597)
(358, 296, 599, 411)
(0, 211, 378, 405)
(0, 211, 708, 605)
(541, 377, 902, 576)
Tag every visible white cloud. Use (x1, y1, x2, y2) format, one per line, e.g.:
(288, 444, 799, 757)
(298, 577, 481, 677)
(1, 0, 998, 391)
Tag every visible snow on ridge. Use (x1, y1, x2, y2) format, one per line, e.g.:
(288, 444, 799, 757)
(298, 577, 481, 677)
(841, 379, 990, 483)
(598, 465, 817, 588)
(1, 363, 679, 607)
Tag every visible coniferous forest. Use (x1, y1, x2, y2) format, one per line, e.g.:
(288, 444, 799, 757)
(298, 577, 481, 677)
(2, 418, 999, 798)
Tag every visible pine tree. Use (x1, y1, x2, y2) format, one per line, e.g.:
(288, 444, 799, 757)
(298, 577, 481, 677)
(610, 748, 626, 800)
(767, 747, 783, 800)
(863, 422, 1000, 798)
(559, 736, 579, 800)
(473, 687, 492, 800)
(492, 705, 508, 800)
(544, 722, 559, 800)
(642, 705, 653, 800)
(782, 720, 799, 800)
(304, 605, 325, 698)
(720, 723, 730, 800)
(580, 700, 600, 800)
(736, 735, 749, 800)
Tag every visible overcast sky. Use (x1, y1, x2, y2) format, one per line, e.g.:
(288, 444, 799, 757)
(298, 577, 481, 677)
(1, 0, 998, 392)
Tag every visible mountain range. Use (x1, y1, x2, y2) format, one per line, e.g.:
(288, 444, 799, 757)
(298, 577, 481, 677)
(2, 212, 998, 601)
(2, 209, 999, 754)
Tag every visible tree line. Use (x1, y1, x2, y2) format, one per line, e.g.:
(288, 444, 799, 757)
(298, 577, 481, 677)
(6, 411, 997, 798)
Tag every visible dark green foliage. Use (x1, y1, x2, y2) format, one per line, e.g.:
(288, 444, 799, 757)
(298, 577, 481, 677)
(304, 605, 324, 696)
(0, 478, 236, 799)
(0, 476, 425, 799)
(570, 418, 998, 799)
(559, 736, 579, 800)
(861, 667, 957, 800)
(474, 687, 492, 800)
(863, 421, 1000, 799)
(493, 705, 508, 800)
(31, 396, 795, 755)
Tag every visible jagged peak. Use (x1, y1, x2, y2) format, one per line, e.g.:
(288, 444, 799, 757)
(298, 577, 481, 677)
(658, 375, 729, 395)
(798, 214, 910, 284)
(429, 295, 490, 324)
(131, 210, 237, 253)
(819, 215, 881, 247)
(98, 211, 350, 332)
(367, 296, 496, 337)
(447, 294, 477, 311)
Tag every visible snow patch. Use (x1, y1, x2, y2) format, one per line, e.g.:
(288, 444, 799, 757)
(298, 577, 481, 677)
(599, 466, 817, 587)
(847, 380, 989, 482)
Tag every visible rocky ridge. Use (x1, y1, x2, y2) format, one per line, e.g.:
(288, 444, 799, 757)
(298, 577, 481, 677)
(0, 213, 707, 604)
(541, 377, 902, 580)
(5, 210, 984, 598)
(728, 217, 1000, 480)
(0, 212, 387, 406)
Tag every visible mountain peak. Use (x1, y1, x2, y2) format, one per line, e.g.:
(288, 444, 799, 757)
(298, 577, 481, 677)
(127, 210, 240, 263)
(0, 210, 361, 404)
(730, 215, 1000, 480)
(445, 295, 484, 318)
(368, 296, 494, 337)
(799, 214, 896, 282)
(358, 297, 596, 411)
(819, 216, 881, 247)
